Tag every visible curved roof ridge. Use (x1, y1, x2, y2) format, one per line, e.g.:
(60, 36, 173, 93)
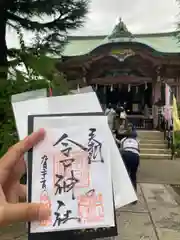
(108, 18, 133, 39)
(67, 30, 180, 40)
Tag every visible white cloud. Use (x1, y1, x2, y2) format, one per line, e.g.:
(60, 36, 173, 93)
(73, 0, 179, 35)
(7, 0, 180, 48)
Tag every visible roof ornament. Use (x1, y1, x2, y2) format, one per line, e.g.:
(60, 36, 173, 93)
(108, 17, 133, 40)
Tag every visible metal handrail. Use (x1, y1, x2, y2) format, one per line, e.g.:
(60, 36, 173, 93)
(163, 118, 174, 159)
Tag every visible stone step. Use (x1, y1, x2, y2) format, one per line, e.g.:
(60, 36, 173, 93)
(137, 131, 163, 138)
(141, 148, 171, 154)
(140, 143, 167, 149)
(139, 139, 165, 144)
(137, 130, 163, 134)
(138, 135, 164, 140)
(140, 153, 171, 160)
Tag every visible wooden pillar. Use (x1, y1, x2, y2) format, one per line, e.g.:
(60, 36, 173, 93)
(153, 77, 161, 103)
(152, 76, 161, 128)
(176, 78, 180, 103)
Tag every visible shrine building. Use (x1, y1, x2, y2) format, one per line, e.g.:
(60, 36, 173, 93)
(56, 18, 180, 129)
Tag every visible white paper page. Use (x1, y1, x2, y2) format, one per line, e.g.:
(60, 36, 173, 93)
(11, 89, 47, 103)
(12, 97, 49, 140)
(33, 115, 137, 209)
(31, 124, 115, 233)
(70, 86, 94, 94)
(12, 90, 136, 208)
(12, 92, 101, 140)
(47, 92, 102, 115)
(11, 89, 48, 163)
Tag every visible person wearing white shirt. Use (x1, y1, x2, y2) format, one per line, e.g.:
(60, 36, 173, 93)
(120, 130, 140, 197)
(105, 103, 116, 130)
(120, 109, 127, 120)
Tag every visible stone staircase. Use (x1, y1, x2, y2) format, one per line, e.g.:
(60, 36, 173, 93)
(137, 131, 180, 184)
(138, 131, 171, 160)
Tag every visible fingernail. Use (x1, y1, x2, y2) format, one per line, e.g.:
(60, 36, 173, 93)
(38, 204, 51, 220)
(38, 128, 45, 134)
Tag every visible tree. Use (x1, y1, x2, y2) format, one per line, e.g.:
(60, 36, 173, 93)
(0, 0, 89, 80)
(0, 24, 71, 157)
(0, 53, 70, 157)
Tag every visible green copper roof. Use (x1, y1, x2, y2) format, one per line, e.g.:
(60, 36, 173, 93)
(64, 38, 103, 56)
(63, 34, 180, 56)
(108, 17, 133, 39)
(63, 19, 180, 56)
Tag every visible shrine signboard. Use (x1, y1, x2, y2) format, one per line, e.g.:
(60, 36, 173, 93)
(110, 49, 135, 62)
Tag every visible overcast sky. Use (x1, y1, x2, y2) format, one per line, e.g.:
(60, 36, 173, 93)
(7, 0, 179, 48)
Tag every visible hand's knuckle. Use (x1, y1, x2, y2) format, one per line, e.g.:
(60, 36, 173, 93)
(26, 204, 38, 220)
(12, 143, 24, 157)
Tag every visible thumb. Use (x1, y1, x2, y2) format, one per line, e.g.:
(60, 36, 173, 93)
(0, 203, 51, 226)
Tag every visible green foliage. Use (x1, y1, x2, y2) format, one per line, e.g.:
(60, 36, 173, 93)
(177, 103, 180, 116)
(173, 103, 180, 156)
(174, 131, 180, 145)
(5, 0, 89, 56)
(0, 53, 69, 157)
(0, 0, 89, 155)
(0, 78, 47, 156)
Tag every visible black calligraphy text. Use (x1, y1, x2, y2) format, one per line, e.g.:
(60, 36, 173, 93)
(53, 200, 80, 227)
(88, 128, 104, 164)
(40, 155, 48, 190)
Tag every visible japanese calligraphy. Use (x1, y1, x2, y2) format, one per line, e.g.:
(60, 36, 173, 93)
(30, 124, 115, 233)
(53, 133, 88, 199)
(53, 200, 80, 227)
(55, 170, 79, 200)
(88, 128, 104, 164)
(40, 155, 52, 226)
(72, 151, 90, 188)
(40, 155, 48, 190)
(53, 133, 87, 152)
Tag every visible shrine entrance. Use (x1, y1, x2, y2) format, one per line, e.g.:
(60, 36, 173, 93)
(105, 83, 152, 114)
(88, 46, 155, 119)
(96, 82, 152, 115)
(56, 18, 180, 129)
(95, 82, 153, 129)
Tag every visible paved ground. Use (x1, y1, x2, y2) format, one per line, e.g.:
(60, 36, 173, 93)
(118, 184, 180, 240)
(138, 160, 180, 184)
(1, 183, 180, 240)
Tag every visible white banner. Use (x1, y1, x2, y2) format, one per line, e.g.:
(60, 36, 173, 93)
(164, 84, 172, 126)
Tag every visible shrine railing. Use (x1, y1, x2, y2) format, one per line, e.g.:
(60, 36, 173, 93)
(162, 119, 174, 160)
(127, 116, 153, 130)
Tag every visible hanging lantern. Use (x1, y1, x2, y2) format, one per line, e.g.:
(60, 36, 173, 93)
(110, 84, 113, 92)
(83, 76, 86, 83)
(48, 81, 53, 97)
(145, 82, 148, 90)
(128, 84, 131, 92)
(136, 86, 139, 94)
(77, 84, 80, 92)
(157, 75, 161, 82)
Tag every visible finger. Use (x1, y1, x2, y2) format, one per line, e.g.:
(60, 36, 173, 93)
(10, 157, 26, 182)
(0, 129, 45, 172)
(3, 182, 19, 203)
(0, 157, 26, 186)
(0, 203, 51, 226)
(0, 186, 6, 204)
(18, 184, 27, 202)
(3, 183, 26, 203)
